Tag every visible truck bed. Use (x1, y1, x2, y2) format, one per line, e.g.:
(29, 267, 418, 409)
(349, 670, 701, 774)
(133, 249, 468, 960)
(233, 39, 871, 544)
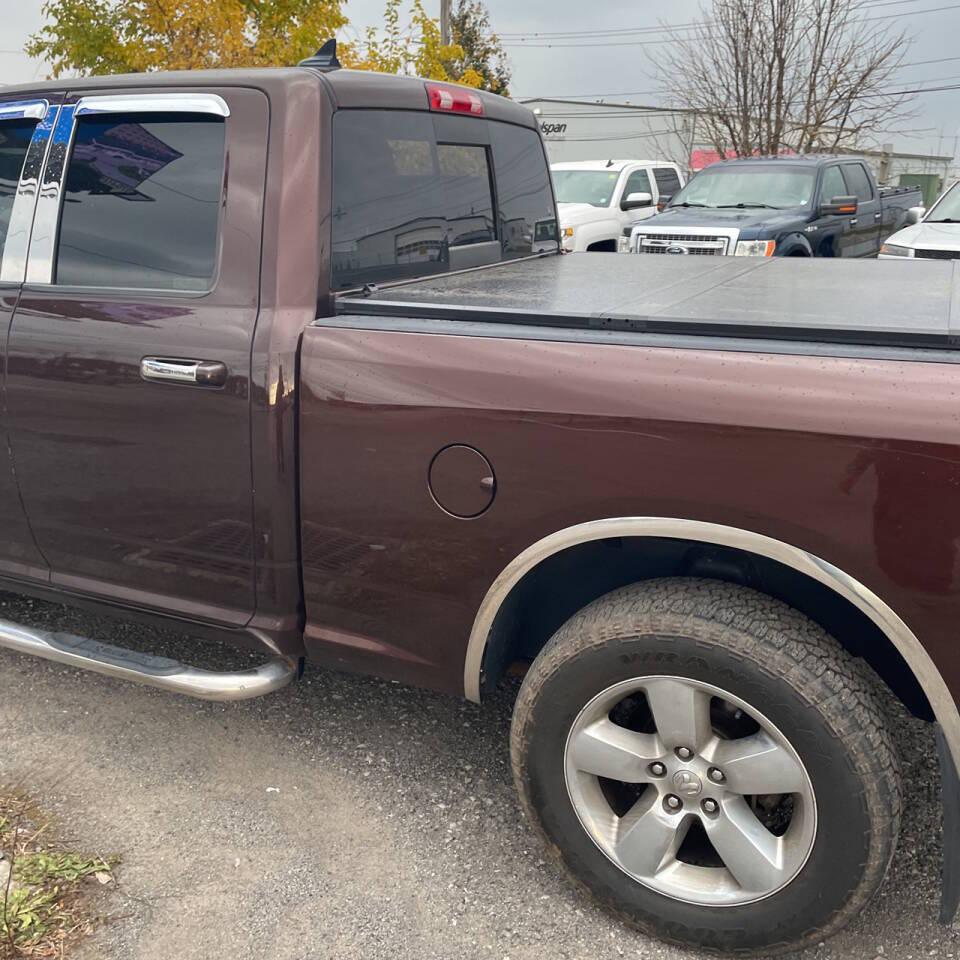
(335, 255, 960, 350)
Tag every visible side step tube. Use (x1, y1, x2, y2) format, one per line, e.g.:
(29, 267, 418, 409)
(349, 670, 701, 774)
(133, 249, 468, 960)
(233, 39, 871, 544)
(0, 618, 296, 701)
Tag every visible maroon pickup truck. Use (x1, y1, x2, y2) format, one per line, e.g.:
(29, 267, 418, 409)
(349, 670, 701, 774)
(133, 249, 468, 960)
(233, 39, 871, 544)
(1, 47, 959, 955)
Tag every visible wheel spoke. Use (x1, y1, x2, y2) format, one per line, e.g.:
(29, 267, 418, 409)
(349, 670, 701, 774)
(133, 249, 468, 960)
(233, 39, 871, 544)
(643, 678, 713, 751)
(705, 796, 786, 895)
(710, 731, 807, 795)
(567, 717, 661, 782)
(615, 791, 690, 878)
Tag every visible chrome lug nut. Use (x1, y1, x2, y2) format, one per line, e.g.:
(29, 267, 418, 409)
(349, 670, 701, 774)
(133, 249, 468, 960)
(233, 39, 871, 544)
(708, 767, 726, 783)
(648, 761, 667, 777)
(675, 746, 694, 761)
(664, 794, 682, 811)
(701, 798, 719, 814)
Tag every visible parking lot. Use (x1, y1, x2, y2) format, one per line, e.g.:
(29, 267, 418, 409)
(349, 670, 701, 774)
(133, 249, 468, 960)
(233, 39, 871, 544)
(0, 590, 956, 960)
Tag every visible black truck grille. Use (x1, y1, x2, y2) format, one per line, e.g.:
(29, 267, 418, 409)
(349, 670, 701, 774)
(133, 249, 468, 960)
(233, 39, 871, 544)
(635, 233, 730, 256)
(915, 248, 960, 260)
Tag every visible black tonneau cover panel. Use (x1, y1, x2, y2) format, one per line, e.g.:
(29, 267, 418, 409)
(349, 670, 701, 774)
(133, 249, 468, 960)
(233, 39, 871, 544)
(336, 255, 960, 349)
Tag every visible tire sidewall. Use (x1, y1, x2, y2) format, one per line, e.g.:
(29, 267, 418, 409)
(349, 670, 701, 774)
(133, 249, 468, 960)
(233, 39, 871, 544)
(517, 631, 876, 952)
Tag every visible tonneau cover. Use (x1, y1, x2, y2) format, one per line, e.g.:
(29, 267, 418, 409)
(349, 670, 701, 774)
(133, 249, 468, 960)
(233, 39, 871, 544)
(336, 255, 960, 349)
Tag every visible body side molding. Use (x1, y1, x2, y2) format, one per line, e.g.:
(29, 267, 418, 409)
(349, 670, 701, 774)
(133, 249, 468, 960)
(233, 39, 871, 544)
(463, 517, 960, 774)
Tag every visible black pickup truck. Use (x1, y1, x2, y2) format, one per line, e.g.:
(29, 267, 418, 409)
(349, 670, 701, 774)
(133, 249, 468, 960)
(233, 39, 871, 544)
(625, 154, 923, 258)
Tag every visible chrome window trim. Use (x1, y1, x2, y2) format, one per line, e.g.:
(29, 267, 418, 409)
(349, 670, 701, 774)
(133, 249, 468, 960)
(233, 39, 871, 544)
(24, 103, 75, 285)
(462, 517, 960, 773)
(0, 99, 48, 121)
(0, 102, 58, 284)
(74, 93, 230, 118)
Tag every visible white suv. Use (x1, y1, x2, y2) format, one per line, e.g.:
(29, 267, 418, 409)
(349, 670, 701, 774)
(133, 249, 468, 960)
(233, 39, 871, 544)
(551, 160, 685, 253)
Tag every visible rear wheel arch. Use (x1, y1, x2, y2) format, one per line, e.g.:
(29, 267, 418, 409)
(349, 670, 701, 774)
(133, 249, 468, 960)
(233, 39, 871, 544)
(465, 519, 957, 766)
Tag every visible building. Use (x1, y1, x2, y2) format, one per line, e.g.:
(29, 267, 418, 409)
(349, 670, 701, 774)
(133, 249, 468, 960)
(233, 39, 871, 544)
(522, 98, 694, 169)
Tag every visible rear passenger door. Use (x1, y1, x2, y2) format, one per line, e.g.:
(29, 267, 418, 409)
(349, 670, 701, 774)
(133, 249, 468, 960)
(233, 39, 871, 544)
(6, 89, 268, 625)
(841, 162, 881, 257)
(0, 97, 54, 582)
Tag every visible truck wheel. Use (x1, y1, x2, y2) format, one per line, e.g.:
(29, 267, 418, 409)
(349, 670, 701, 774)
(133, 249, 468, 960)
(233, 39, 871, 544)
(510, 578, 901, 955)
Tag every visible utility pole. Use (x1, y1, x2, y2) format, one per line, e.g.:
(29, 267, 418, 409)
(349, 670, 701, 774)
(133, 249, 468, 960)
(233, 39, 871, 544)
(441, 0, 452, 45)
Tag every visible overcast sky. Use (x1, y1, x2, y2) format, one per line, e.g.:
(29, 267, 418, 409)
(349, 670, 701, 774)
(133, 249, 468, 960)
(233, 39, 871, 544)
(3, 0, 959, 158)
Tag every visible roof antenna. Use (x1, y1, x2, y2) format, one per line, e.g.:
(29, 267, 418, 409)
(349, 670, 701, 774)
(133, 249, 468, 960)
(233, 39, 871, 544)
(606, 159, 615, 167)
(299, 38, 341, 71)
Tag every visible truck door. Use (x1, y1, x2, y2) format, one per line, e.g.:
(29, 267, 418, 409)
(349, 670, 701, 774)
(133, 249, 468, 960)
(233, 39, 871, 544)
(0, 98, 55, 583)
(619, 167, 657, 228)
(6, 89, 268, 626)
(841, 162, 881, 257)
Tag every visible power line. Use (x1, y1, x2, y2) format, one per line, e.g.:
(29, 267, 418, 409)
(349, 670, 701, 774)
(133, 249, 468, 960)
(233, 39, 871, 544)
(498, 0, 927, 40)
(522, 80, 960, 133)
(518, 58, 960, 101)
(501, 1, 960, 47)
(503, 0, 920, 40)
(524, 69, 960, 108)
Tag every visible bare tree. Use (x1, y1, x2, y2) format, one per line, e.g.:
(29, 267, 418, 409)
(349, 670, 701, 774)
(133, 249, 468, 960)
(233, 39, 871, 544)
(650, 0, 915, 157)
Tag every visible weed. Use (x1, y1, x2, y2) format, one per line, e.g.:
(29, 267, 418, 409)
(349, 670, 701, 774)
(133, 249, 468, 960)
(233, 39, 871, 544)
(0, 789, 119, 959)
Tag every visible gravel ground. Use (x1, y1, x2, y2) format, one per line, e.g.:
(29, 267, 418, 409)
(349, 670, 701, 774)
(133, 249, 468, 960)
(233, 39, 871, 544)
(0, 590, 958, 960)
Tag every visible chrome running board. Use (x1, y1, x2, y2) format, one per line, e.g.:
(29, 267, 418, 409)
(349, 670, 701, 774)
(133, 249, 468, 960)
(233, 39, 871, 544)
(0, 618, 296, 700)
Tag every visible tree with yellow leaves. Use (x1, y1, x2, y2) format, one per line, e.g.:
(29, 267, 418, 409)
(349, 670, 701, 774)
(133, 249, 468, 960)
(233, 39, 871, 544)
(26, 0, 508, 93)
(26, 0, 347, 76)
(341, 0, 479, 87)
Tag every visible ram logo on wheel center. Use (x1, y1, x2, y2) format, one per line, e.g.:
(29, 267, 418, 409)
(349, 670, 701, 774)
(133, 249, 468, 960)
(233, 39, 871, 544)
(672, 770, 703, 796)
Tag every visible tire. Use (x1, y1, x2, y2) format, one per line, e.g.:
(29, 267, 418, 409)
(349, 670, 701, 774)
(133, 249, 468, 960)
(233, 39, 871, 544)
(510, 578, 901, 955)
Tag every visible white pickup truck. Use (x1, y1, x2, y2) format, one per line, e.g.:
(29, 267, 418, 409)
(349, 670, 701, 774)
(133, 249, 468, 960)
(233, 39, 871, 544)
(551, 159, 685, 253)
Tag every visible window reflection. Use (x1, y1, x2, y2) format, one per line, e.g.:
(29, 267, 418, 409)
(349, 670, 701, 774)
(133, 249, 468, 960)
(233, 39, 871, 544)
(56, 115, 225, 290)
(0, 120, 38, 261)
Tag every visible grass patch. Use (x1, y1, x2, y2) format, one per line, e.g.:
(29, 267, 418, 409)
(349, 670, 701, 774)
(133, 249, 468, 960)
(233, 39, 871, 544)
(1, 790, 119, 958)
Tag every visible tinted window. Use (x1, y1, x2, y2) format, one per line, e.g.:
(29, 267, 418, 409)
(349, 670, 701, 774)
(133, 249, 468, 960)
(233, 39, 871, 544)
(0, 120, 38, 265)
(653, 167, 682, 196)
(437, 143, 495, 246)
(55, 114, 225, 290)
(673, 164, 815, 208)
(333, 110, 487, 290)
(332, 111, 557, 289)
(842, 163, 874, 202)
(623, 168, 652, 199)
(819, 165, 847, 204)
(488, 122, 557, 256)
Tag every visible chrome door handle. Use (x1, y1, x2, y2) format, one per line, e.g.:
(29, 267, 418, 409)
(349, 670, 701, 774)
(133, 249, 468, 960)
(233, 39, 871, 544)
(874, 212, 882, 219)
(140, 358, 227, 386)
(849, 218, 858, 225)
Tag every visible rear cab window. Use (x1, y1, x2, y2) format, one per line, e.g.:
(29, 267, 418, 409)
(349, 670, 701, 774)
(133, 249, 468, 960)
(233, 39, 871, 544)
(331, 108, 557, 291)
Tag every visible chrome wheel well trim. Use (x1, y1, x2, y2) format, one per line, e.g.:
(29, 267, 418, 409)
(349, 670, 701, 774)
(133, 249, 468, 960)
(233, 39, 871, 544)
(463, 517, 960, 771)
